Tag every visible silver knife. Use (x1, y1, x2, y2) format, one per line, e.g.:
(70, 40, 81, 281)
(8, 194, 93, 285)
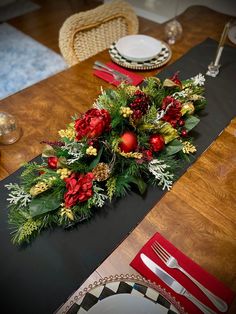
(141, 254, 217, 314)
(94, 61, 132, 83)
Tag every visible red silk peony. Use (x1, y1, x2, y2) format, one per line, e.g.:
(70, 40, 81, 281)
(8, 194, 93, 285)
(75, 108, 111, 140)
(161, 96, 182, 127)
(64, 172, 94, 208)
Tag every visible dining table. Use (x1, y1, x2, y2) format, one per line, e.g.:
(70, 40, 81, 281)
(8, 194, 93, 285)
(0, 4, 236, 314)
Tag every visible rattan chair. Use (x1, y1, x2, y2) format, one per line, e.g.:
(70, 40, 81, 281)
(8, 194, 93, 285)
(59, 0, 139, 66)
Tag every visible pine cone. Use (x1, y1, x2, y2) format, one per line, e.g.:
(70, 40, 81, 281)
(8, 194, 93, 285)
(92, 163, 110, 181)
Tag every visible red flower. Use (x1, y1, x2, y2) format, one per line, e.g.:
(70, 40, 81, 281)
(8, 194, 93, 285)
(48, 156, 58, 169)
(169, 72, 182, 88)
(161, 96, 182, 127)
(149, 134, 165, 152)
(75, 108, 111, 140)
(64, 172, 94, 208)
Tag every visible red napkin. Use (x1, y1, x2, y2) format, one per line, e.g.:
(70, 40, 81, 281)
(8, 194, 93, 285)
(130, 232, 235, 313)
(93, 62, 144, 86)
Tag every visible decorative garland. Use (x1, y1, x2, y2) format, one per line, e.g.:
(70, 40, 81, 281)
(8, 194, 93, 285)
(6, 73, 206, 245)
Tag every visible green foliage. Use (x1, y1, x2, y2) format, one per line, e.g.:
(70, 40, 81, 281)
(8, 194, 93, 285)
(114, 175, 132, 198)
(89, 147, 103, 170)
(142, 105, 158, 124)
(125, 160, 140, 177)
(29, 188, 64, 217)
(20, 162, 44, 190)
(184, 115, 200, 131)
(194, 98, 207, 111)
(143, 77, 168, 107)
(106, 177, 116, 201)
(137, 132, 149, 148)
(8, 207, 42, 245)
(75, 203, 92, 218)
(68, 160, 91, 173)
(128, 176, 147, 195)
(165, 139, 183, 156)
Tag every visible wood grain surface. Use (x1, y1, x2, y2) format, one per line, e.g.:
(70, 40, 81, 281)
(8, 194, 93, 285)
(1, 1, 235, 313)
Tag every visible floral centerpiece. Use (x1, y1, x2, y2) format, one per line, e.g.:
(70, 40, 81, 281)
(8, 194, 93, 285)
(6, 73, 206, 245)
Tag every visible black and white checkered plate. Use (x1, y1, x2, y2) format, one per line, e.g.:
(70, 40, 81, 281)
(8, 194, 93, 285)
(59, 275, 185, 314)
(109, 41, 172, 70)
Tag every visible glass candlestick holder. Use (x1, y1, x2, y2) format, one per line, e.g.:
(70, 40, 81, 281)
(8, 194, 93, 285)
(164, 19, 183, 45)
(0, 112, 22, 145)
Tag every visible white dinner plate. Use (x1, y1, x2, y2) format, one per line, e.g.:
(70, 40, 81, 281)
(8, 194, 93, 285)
(88, 293, 166, 314)
(228, 25, 236, 45)
(109, 41, 171, 70)
(115, 35, 162, 61)
(61, 275, 186, 314)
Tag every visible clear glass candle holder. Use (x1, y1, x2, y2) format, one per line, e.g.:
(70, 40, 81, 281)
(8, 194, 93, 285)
(164, 19, 183, 45)
(0, 112, 22, 145)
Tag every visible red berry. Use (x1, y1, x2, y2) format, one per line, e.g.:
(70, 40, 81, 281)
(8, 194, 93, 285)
(181, 129, 188, 137)
(178, 119, 185, 126)
(143, 149, 153, 160)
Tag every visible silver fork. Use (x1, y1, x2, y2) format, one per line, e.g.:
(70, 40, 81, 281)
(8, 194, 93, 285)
(151, 241, 228, 312)
(93, 65, 127, 83)
(93, 61, 132, 84)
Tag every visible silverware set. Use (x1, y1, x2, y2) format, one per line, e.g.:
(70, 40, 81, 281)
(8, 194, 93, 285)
(141, 242, 228, 314)
(93, 60, 133, 84)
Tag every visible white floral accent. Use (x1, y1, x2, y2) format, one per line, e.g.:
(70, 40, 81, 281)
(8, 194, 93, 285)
(148, 159, 174, 191)
(191, 73, 205, 86)
(91, 185, 108, 207)
(154, 101, 174, 123)
(5, 183, 31, 207)
(173, 90, 188, 99)
(62, 142, 84, 164)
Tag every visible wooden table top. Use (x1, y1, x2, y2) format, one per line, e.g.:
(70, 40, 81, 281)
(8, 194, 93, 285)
(1, 4, 236, 313)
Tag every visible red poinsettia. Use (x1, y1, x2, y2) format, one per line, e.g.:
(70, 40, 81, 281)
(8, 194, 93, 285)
(75, 108, 111, 140)
(161, 96, 182, 127)
(64, 172, 94, 208)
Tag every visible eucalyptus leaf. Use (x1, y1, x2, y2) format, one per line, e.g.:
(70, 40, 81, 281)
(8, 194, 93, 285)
(89, 147, 103, 170)
(185, 116, 200, 131)
(165, 139, 183, 156)
(29, 191, 62, 217)
(128, 176, 147, 195)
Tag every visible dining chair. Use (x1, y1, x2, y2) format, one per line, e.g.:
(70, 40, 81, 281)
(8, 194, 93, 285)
(59, 0, 139, 66)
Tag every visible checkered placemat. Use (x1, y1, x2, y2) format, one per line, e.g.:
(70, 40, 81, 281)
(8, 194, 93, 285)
(67, 280, 179, 313)
(109, 41, 172, 70)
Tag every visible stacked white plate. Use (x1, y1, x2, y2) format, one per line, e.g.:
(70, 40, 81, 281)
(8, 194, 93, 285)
(109, 35, 172, 70)
(115, 35, 162, 62)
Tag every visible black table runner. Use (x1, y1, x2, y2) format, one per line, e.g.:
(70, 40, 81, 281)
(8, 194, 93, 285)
(0, 38, 236, 314)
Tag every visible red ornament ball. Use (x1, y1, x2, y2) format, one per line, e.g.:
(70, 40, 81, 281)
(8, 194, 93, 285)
(119, 131, 138, 153)
(181, 129, 188, 137)
(48, 156, 58, 169)
(149, 134, 165, 152)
